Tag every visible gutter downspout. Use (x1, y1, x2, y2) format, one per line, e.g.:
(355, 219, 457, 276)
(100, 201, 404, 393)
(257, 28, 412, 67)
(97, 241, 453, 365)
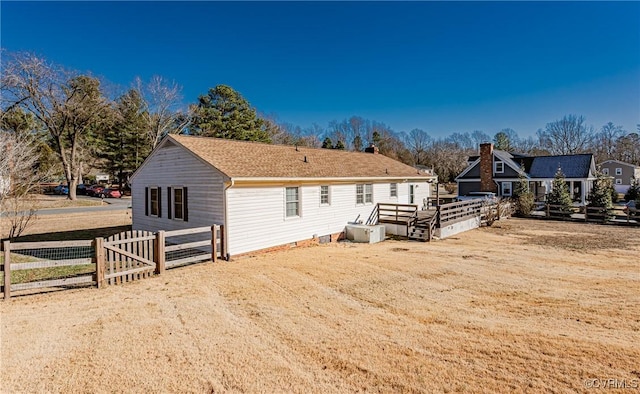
(223, 178, 234, 260)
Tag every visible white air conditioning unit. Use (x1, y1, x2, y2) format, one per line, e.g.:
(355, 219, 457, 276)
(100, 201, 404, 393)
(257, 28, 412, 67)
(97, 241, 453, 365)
(345, 224, 386, 244)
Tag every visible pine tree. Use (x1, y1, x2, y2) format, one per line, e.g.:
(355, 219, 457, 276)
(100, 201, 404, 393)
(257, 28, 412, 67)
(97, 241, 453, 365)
(96, 89, 150, 188)
(547, 168, 573, 217)
(513, 165, 534, 215)
(624, 178, 640, 202)
(190, 85, 270, 143)
(334, 140, 346, 150)
(587, 171, 614, 220)
(321, 137, 333, 149)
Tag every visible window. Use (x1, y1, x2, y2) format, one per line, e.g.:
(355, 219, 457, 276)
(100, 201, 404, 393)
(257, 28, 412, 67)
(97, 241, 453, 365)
(166, 187, 188, 221)
(356, 184, 364, 204)
(390, 183, 398, 197)
(174, 187, 185, 220)
(285, 187, 300, 217)
(602, 168, 609, 175)
(320, 185, 330, 205)
(356, 184, 373, 204)
(501, 182, 512, 196)
(615, 168, 622, 175)
(365, 184, 373, 203)
(495, 161, 504, 174)
(615, 178, 622, 185)
(146, 187, 160, 217)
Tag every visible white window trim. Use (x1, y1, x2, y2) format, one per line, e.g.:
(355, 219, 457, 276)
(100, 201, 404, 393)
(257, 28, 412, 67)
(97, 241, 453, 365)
(356, 183, 374, 205)
(615, 178, 622, 185)
(602, 168, 609, 175)
(149, 187, 159, 217)
(172, 186, 185, 221)
(356, 184, 364, 205)
(615, 168, 622, 175)
(495, 161, 504, 174)
(390, 183, 398, 198)
(320, 185, 330, 206)
(285, 186, 301, 219)
(365, 184, 373, 204)
(501, 181, 512, 197)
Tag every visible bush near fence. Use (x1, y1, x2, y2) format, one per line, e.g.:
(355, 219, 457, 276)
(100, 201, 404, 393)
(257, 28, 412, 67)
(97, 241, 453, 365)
(1, 225, 224, 300)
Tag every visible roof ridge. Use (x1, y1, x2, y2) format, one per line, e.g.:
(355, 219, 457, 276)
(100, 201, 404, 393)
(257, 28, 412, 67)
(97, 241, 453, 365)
(172, 134, 389, 157)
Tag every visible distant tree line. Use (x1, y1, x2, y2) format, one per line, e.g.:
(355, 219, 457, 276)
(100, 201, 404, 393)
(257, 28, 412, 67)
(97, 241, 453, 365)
(2, 50, 638, 206)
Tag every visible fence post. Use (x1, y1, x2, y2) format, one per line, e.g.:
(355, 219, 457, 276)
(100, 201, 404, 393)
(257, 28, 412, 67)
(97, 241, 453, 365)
(3, 240, 10, 300)
(94, 238, 105, 289)
(211, 225, 217, 263)
(219, 224, 226, 260)
(546, 204, 550, 217)
(584, 207, 588, 222)
(155, 231, 165, 275)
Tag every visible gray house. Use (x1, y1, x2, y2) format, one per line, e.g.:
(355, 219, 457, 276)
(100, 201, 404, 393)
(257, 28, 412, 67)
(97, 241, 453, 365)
(456, 143, 597, 205)
(598, 160, 640, 194)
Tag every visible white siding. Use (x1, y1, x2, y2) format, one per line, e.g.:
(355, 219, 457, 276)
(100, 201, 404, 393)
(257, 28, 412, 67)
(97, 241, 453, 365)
(225, 180, 430, 255)
(131, 142, 226, 233)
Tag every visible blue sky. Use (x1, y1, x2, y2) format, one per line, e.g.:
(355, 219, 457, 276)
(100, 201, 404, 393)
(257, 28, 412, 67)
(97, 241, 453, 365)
(2, 1, 639, 139)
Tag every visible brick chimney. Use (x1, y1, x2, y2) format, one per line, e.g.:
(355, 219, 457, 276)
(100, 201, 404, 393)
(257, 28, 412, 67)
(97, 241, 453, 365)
(479, 143, 497, 193)
(364, 144, 379, 154)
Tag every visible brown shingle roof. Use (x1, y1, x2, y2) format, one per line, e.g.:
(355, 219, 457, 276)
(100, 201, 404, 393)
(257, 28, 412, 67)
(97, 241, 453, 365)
(169, 135, 429, 179)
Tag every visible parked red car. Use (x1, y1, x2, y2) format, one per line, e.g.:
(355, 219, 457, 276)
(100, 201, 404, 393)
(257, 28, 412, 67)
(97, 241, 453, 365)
(99, 188, 122, 198)
(86, 185, 105, 197)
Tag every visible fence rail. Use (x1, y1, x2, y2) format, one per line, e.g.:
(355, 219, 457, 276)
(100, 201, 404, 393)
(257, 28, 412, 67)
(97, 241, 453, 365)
(534, 203, 639, 225)
(376, 203, 418, 224)
(2, 239, 96, 299)
(438, 199, 484, 226)
(2, 224, 224, 300)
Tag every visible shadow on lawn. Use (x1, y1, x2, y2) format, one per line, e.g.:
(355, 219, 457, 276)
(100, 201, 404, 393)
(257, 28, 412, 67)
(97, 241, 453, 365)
(9, 225, 133, 242)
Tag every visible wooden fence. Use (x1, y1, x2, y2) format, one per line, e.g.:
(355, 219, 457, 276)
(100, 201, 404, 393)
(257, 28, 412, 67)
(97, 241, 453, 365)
(537, 204, 639, 225)
(2, 239, 95, 299)
(2, 225, 224, 299)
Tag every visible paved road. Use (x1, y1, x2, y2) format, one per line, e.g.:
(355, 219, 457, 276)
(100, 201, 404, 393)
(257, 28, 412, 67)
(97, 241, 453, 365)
(1, 196, 132, 217)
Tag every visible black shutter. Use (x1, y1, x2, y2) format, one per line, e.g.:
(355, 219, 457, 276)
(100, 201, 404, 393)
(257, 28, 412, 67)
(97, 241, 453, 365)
(167, 187, 172, 219)
(157, 187, 162, 218)
(145, 187, 149, 216)
(183, 187, 188, 222)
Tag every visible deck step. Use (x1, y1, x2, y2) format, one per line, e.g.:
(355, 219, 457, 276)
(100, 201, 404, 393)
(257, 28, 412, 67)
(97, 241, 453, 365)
(408, 227, 430, 242)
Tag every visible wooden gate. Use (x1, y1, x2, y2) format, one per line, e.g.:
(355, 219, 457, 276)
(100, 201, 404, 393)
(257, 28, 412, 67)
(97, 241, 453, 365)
(101, 230, 156, 285)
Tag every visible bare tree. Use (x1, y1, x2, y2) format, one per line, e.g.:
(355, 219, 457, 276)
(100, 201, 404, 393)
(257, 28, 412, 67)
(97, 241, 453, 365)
(424, 139, 470, 182)
(1, 52, 111, 199)
(538, 115, 594, 155)
(591, 122, 625, 163)
(404, 128, 431, 165)
(470, 130, 491, 147)
(136, 76, 190, 149)
(615, 132, 640, 165)
(0, 132, 51, 239)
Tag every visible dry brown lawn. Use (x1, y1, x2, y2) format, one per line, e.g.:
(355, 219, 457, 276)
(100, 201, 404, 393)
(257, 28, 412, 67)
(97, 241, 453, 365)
(1, 218, 639, 393)
(1, 210, 132, 241)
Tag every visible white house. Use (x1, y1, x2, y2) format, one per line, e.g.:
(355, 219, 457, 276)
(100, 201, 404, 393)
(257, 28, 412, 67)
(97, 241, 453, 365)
(130, 135, 436, 257)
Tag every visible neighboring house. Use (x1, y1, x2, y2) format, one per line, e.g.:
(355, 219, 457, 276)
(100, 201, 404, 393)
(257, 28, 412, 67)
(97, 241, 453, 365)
(130, 135, 436, 257)
(456, 143, 597, 205)
(598, 160, 640, 194)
